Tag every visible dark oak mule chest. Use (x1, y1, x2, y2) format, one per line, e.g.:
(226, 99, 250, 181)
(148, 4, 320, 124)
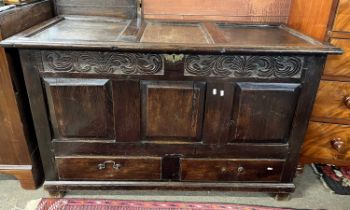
(0, 0, 341, 198)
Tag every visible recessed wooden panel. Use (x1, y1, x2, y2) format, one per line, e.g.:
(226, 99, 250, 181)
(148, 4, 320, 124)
(231, 83, 300, 143)
(141, 81, 206, 141)
(333, 0, 350, 32)
(113, 80, 140, 141)
(302, 122, 350, 163)
(323, 39, 350, 77)
(217, 24, 310, 46)
(181, 159, 284, 182)
(44, 78, 113, 139)
(56, 157, 161, 180)
(54, 0, 137, 18)
(32, 17, 130, 42)
(143, 0, 291, 23)
(141, 22, 211, 44)
(312, 81, 350, 124)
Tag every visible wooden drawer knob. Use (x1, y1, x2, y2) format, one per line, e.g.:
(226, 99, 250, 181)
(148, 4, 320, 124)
(97, 160, 122, 170)
(344, 96, 350, 109)
(330, 138, 345, 153)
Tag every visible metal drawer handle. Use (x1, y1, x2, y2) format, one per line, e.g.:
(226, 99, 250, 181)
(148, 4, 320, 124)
(237, 166, 245, 174)
(220, 166, 245, 174)
(330, 138, 344, 153)
(344, 96, 350, 109)
(97, 160, 122, 170)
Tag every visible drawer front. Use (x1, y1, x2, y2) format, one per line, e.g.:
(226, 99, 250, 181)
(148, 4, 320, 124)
(56, 157, 161, 180)
(323, 39, 350, 77)
(302, 122, 350, 161)
(333, 0, 350, 32)
(312, 81, 350, 123)
(181, 159, 284, 182)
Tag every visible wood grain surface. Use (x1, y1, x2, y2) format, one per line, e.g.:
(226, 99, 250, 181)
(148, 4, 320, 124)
(312, 80, 350, 124)
(0, 167, 36, 189)
(10, 1, 333, 194)
(288, 0, 335, 41)
(0, 1, 53, 39)
(0, 0, 52, 165)
(323, 38, 350, 78)
(301, 122, 350, 165)
(141, 81, 205, 141)
(2, 17, 341, 54)
(333, 0, 350, 32)
(143, 0, 291, 23)
(231, 83, 300, 143)
(57, 157, 161, 180)
(0, 46, 31, 165)
(0, 1, 52, 189)
(113, 80, 141, 142)
(54, 0, 137, 18)
(141, 22, 211, 44)
(44, 78, 114, 139)
(181, 159, 284, 182)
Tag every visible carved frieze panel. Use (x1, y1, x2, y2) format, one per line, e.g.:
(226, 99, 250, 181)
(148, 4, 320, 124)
(184, 55, 304, 79)
(41, 51, 164, 75)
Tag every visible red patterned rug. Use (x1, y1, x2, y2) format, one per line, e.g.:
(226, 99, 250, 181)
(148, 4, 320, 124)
(312, 164, 350, 195)
(36, 199, 305, 210)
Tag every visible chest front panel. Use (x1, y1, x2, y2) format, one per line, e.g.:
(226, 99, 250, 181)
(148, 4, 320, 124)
(39, 51, 306, 153)
(22, 49, 323, 184)
(43, 80, 301, 145)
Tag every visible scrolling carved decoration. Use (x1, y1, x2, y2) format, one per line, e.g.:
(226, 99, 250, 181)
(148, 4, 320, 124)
(42, 51, 164, 75)
(184, 55, 304, 78)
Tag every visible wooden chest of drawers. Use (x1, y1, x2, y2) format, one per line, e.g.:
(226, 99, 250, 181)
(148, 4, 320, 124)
(0, 0, 53, 189)
(0, 0, 341, 198)
(300, 0, 350, 167)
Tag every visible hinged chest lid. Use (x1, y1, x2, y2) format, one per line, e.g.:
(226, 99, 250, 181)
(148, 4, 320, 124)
(0, 0, 342, 54)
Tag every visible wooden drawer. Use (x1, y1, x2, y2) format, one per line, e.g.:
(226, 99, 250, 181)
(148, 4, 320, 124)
(323, 38, 350, 78)
(181, 159, 284, 182)
(312, 81, 350, 124)
(333, 0, 350, 32)
(302, 122, 350, 163)
(56, 157, 161, 180)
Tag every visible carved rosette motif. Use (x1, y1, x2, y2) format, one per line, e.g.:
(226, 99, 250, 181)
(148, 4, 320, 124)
(42, 51, 164, 75)
(184, 55, 304, 78)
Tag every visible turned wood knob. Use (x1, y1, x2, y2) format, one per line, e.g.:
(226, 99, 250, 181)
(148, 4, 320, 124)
(344, 96, 350, 109)
(330, 138, 345, 153)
